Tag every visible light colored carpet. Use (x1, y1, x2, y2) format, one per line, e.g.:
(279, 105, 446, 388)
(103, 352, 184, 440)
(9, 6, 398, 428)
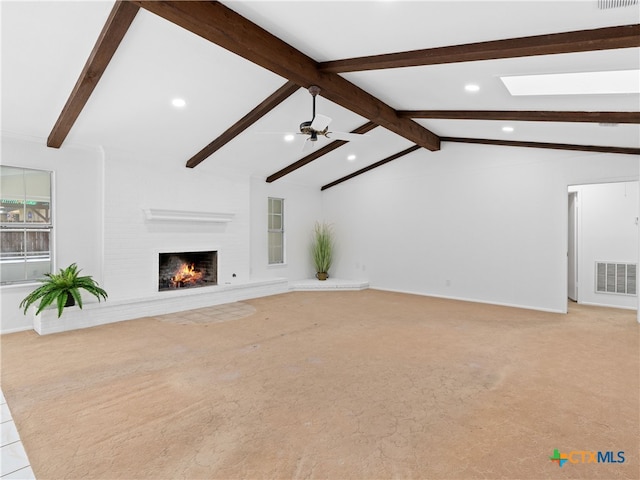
(1, 290, 638, 479)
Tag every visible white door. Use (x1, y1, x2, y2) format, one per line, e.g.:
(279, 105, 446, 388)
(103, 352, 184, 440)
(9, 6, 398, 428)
(568, 192, 578, 302)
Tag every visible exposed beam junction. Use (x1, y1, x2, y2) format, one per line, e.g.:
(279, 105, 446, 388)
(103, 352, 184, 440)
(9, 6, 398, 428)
(133, 1, 440, 158)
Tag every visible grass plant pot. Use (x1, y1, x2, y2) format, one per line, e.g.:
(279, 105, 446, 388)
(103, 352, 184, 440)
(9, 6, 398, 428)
(312, 222, 334, 281)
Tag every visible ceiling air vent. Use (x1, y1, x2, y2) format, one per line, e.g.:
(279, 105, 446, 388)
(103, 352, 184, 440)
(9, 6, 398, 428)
(596, 262, 637, 295)
(598, 0, 638, 8)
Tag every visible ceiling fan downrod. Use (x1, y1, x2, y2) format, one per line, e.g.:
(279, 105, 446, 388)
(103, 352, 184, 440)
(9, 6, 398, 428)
(308, 85, 321, 119)
(300, 85, 322, 140)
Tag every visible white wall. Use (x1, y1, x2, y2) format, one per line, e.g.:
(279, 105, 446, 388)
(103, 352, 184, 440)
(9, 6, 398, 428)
(3, 132, 637, 332)
(101, 147, 252, 302)
(0, 133, 325, 334)
(1, 134, 103, 332)
(322, 143, 639, 313)
(250, 176, 323, 281)
(570, 181, 638, 309)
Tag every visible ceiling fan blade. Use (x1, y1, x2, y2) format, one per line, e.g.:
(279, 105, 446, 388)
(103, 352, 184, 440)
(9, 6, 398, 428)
(310, 114, 332, 131)
(325, 131, 368, 141)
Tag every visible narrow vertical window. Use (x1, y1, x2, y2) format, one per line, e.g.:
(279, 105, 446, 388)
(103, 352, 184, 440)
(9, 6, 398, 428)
(1, 166, 52, 284)
(268, 197, 284, 265)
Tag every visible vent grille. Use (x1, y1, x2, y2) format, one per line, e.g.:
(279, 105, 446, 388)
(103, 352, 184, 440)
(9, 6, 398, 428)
(598, 0, 638, 8)
(596, 262, 637, 295)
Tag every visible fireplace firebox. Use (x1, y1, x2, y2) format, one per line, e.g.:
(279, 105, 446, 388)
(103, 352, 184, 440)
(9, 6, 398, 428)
(158, 251, 217, 291)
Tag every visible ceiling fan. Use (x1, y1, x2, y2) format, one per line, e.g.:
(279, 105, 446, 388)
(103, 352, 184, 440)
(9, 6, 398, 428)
(291, 85, 368, 151)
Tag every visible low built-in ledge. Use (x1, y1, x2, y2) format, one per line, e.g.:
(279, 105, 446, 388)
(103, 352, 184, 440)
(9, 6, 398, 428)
(143, 208, 235, 223)
(33, 278, 288, 335)
(289, 278, 369, 291)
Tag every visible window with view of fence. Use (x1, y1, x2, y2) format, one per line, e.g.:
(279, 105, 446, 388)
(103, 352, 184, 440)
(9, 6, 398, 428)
(0, 166, 52, 284)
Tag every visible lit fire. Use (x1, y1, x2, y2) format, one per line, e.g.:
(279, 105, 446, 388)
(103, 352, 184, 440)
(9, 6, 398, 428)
(171, 263, 203, 287)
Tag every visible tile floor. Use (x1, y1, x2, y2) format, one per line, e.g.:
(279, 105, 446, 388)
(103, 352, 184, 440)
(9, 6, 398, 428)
(0, 390, 35, 479)
(155, 301, 257, 325)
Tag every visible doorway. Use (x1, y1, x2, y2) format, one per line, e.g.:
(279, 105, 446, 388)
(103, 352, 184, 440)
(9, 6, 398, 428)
(567, 181, 639, 311)
(568, 191, 578, 302)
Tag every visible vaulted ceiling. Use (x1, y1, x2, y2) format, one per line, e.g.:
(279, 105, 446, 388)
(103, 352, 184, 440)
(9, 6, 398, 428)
(2, 1, 639, 189)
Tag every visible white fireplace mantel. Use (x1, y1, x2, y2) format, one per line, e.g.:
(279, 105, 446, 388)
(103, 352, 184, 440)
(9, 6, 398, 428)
(143, 208, 234, 223)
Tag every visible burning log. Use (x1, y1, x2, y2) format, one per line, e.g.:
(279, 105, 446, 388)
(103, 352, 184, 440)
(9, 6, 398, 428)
(171, 263, 203, 287)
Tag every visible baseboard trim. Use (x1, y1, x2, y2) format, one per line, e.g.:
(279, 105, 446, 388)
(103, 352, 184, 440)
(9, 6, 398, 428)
(371, 287, 567, 314)
(0, 325, 35, 335)
(578, 301, 637, 311)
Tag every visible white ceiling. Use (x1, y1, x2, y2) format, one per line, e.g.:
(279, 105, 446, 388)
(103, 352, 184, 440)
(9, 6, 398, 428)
(1, 1, 639, 188)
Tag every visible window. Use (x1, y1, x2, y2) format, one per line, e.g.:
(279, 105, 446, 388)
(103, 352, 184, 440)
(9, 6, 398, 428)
(0, 166, 52, 284)
(268, 197, 284, 264)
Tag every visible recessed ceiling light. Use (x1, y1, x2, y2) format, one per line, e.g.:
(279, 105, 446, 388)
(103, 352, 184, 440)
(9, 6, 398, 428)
(172, 98, 186, 108)
(284, 134, 295, 142)
(347, 154, 357, 161)
(502, 126, 514, 133)
(501, 70, 640, 96)
(465, 84, 480, 93)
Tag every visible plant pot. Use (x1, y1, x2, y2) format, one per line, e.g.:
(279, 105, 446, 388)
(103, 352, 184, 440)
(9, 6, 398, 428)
(64, 294, 75, 308)
(316, 272, 328, 281)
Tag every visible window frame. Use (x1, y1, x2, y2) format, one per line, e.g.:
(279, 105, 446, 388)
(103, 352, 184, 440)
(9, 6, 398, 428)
(267, 197, 285, 265)
(0, 165, 53, 285)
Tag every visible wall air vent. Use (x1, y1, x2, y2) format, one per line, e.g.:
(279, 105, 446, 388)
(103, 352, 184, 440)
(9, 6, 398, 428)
(596, 262, 637, 295)
(598, 0, 637, 8)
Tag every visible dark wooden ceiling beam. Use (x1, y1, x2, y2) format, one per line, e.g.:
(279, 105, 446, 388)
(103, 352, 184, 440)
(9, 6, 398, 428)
(186, 81, 299, 168)
(47, 1, 140, 148)
(321, 145, 421, 191)
(133, 1, 440, 155)
(398, 111, 640, 124)
(322, 136, 639, 192)
(266, 121, 378, 183)
(441, 137, 640, 155)
(319, 24, 640, 73)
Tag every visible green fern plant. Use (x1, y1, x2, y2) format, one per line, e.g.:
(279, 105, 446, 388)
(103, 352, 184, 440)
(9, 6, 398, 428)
(312, 222, 334, 276)
(19, 263, 108, 318)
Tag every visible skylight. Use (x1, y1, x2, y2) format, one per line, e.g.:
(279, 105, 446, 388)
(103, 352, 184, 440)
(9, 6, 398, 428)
(500, 70, 640, 96)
